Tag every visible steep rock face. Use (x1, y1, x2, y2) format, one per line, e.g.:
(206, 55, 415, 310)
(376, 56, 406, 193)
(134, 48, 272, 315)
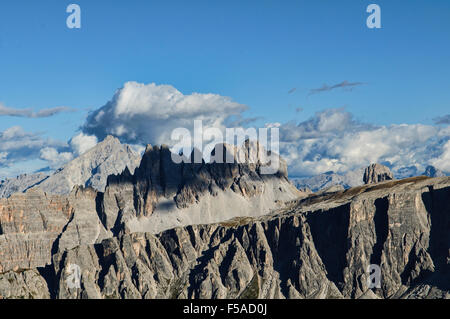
(33, 176, 450, 299)
(363, 164, 394, 184)
(0, 187, 109, 273)
(0, 136, 449, 300)
(0, 140, 300, 280)
(0, 189, 71, 273)
(34, 136, 141, 195)
(0, 269, 50, 299)
(101, 141, 301, 234)
(1, 176, 448, 299)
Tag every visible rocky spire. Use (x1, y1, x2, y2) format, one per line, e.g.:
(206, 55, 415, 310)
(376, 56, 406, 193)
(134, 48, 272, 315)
(363, 163, 394, 184)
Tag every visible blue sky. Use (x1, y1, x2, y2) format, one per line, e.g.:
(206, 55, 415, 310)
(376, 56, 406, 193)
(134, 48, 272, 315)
(0, 0, 449, 177)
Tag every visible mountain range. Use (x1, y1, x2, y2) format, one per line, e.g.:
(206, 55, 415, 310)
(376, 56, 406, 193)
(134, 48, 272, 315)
(1, 135, 446, 198)
(290, 164, 447, 193)
(0, 136, 448, 299)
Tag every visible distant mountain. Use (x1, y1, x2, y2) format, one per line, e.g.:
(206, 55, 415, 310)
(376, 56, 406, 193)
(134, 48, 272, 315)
(422, 165, 446, 177)
(290, 168, 365, 193)
(394, 165, 420, 179)
(0, 135, 141, 198)
(291, 163, 448, 193)
(0, 172, 50, 198)
(35, 135, 141, 195)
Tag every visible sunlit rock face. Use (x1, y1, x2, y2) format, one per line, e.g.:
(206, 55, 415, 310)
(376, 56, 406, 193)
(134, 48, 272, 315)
(0, 138, 449, 299)
(0, 135, 141, 199)
(363, 163, 394, 184)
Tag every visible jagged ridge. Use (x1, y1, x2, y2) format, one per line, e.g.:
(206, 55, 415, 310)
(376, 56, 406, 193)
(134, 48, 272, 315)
(1, 176, 449, 299)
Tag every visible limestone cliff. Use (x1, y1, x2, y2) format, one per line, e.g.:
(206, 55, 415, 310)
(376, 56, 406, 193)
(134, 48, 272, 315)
(0, 147, 448, 299)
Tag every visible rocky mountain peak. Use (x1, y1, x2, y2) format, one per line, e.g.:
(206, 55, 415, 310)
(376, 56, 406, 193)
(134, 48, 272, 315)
(33, 135, 141, 194)
(363, 163, 394, 184)
(103, 140, 301, 234)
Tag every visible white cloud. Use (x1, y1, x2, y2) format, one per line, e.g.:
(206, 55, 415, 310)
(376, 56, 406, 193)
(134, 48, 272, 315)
(82, 81, 248, 145)
(0, 126, 70, 176)
(278, 109, 449, 177)
(0, 102, 74, 118)
(3, 83, 447, 180)
(69, 133, 98, 156)
(82, 83, 450, 178)
(0, 126, 67, 163)
(430, 140, 450, 172)
(39, 147, 73, 169)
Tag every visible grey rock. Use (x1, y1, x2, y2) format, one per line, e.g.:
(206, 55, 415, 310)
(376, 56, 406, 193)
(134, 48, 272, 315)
(102, 141, 303, 234)
(0, 187, 110, 273)
(315, 184, 345, 195)
(35, 135, 141, 195)
(30, 176, 449, 300)
(0, 269, 50, 299)
(290, 168, 365, 192)
(1, 142, 449, 299)
(363, 163, 394, 184)
(0, 172, 50, 199)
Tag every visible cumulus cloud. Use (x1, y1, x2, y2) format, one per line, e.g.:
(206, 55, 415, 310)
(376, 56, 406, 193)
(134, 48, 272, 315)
(3, 81, 443, 180)
(0, 126, 70, 174)
(430, 140, 450, 172)
(69, 133, 98, 156)
(0, 127, 101, 176)
(82, 82, 247, 145)
(80, 82, 449, 177)
(308, 81, 365, 96)
(0, 103, 74, 118)
(39, 147, 73, 169)
(277, 109, 450, 177)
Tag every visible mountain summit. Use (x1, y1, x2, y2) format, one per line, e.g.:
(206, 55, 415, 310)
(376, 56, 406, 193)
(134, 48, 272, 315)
(102, 140, 302, 234)
(363, 163, 394, 184)
(35, 135, 141, 194)
(0, 136, 141, 198)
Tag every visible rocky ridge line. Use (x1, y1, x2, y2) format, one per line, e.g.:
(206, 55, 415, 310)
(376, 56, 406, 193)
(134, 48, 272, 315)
(1, 176, 448, 299)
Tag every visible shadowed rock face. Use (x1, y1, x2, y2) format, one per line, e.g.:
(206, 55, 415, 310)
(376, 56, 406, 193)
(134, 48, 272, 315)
(100, 141, 300, 234)
(363, 163, 394, 184)
(0, 151, 449, 299)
